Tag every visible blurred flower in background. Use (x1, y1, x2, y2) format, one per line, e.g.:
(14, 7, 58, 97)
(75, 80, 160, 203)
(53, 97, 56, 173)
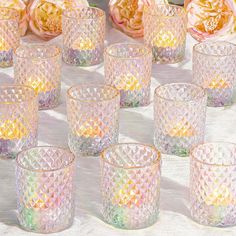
(185, 0, 236, 41)
(28, 0, 89, 40)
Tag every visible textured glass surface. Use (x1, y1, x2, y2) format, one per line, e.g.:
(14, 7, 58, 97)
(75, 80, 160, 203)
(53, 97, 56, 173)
(0, 85, 38, 158)
(67, 85, 120, 156)
(104, 43, 152, 108)
(154, 83, 207, 156)
(63, 7, 105, 66)
(0, 8, 20, 68)
(190, 143, 236, 227)
(14, 44, 61, 110)
(193, 41, 236, 107)
(16, 147, 76, 233)
(100, 144, 161, 229)
(143, 4, 187, 64)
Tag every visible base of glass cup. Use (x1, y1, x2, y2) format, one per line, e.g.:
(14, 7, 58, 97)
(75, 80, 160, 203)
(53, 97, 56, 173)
(68, 130, 118, 156)
(152, 44, 185, 64)
(102, 203, 159, 230)
(18, 206, 74, 234)
(0, 134, 37, 159)
(206, 88, 233, 107)
(38, 89, 60, 110)
(0, 49, 13, 68)
(63, 46, 103, 67)
(154, 133, 200, 157)
(120, 89, 150, 108)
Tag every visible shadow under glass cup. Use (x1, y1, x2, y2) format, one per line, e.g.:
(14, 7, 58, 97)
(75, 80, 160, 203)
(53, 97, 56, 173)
(190, 142, 236, 227)
(16, 146, 76, 233)
(154, 83, 207, 157)
(0, 85, 38, 158)
(100, 143, 161, 229)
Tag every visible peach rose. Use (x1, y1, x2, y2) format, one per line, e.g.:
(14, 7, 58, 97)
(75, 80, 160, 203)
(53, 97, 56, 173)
(28, 0, 89, 40)
(185, 0, 236, 41)
(0, 0, 29, 36)
(109, 0, 168, 38)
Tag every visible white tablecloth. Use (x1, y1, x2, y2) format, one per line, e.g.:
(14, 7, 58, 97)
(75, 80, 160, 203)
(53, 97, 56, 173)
(0, 1, 236, 235)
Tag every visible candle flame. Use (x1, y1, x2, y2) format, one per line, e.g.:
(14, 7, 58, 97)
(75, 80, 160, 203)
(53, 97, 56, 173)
(168, 119, 195, 137)
(72, 39, 96, 50)
(208, 76, 229, 89)
(153, 30, 177, 48)
(114, 73, 142, 91)
(0, 37, 10, 51)
(28, 76, 54, 94)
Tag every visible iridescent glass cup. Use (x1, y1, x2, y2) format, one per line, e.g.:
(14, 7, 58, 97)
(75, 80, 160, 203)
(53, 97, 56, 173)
(104, 43, 152, 108)
(100, 143, 161, 229)
(16, 146, 76, 233)
(190, 142, 236, 227)
(154, 83, 207, 156)
(0, 85, 38, 158)
(14, 44, 61, 110)
(67, 85, 120, 156)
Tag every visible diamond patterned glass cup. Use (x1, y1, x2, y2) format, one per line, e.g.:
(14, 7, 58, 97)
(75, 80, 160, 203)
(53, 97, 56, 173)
(143, 4, 187, 64)
(0, 85, 38, 158)
(104, 43, 152, 108)
(190, 142, 236, 227)
(63, 7, 106, 66)
(193, 41, 236, 107)
(0, 8, 20, 68)
(16, 146, 76, 233)
(100, 143, 161, 229)
(67, 84, 120, 156)
(14, 44, 61, 110)
(154, 83, 207, 157)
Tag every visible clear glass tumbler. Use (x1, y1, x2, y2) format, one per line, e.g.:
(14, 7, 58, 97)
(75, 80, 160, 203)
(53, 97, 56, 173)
(190, 142, 236, 227)
(63, 7, 106, 66)
(16, 146, 76, 233)
(100, 143, 161, 229)
(0, 85, 38, 158)
(0, 7, 20, 67)
(154, 83, 207, 157)
(67, 85, 120, 156)
(193, 41, 236, 107)
(143, 4, 187, 63)
(14, 44, 61, 110)
(104, 43, 152, 108)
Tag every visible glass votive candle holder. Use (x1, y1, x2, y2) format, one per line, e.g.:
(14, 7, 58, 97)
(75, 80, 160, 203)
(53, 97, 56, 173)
(143, 4, 187, 64)
(100, 143, 161, 229)
(154, 83, 207, 157)
(62, 7, 106, 66)
(14, 44, 62, 110)
(16, 146, 76, 233)
(190, 142, 236, 227)
(0, 8, 20, 68)
(104, 43, 152, 108)
(193, 41, 236, 107)
(67, 85, 120, 156)
(0, 85, 38, 158)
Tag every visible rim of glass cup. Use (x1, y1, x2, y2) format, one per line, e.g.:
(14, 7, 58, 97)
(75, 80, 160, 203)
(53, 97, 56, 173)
(190, 142, 236, 167)
(0, 84, 37, 105)
(193, 41, 236, 57)
(100, 143, 161, 169)
(63, 6, 105, 20)
(14, 44, 61, 60)
(154, 83, 206, 103)
(0, 7, 19, 21)
(104, 42, 152, 59)
(67, 84, 120, 103)
(143, 4, 186, 19)
(16, 146, 76, 172)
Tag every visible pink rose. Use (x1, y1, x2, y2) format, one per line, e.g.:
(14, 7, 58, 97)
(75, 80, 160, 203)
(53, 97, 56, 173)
(0, 0, 29, 36)
(28, 0, 89, 40)
(109, 0, 168, 38)
(185, 0, 236, 41)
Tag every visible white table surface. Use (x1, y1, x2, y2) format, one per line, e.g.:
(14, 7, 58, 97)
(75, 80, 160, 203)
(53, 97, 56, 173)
(0, 1, 236, 235)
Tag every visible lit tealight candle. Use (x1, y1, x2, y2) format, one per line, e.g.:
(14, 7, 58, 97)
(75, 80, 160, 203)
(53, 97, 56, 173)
(72, 39, 96, 51)
(153, 30, 177, 48)
(0, 119, 28, 140)
(114, 73, 142, 91)
(208, 76, 229, 89)
(0, 37, 11, 51)
(168, 119, 195, 137)
(28, 76, 55, 94)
